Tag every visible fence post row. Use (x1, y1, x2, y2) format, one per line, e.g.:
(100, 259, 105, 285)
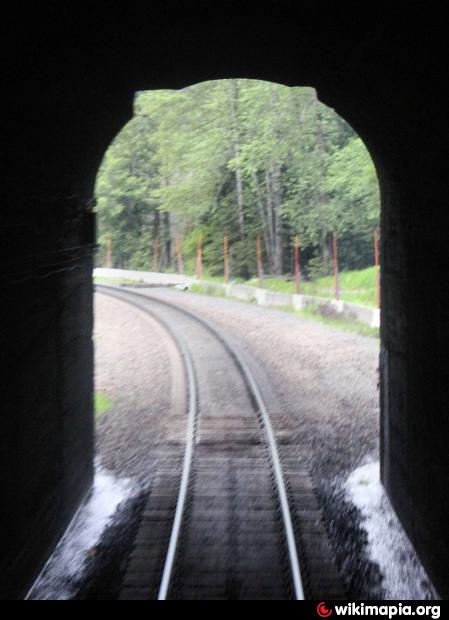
(103, 231, 380, 306)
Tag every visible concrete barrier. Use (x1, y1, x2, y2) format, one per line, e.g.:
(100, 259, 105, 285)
(197, 280, 380, 329)
(93, 269, 380, 329)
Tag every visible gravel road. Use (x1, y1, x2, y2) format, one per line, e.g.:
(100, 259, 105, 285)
(94, 287, 381, 597)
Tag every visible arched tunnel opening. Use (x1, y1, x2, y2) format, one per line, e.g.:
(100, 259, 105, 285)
(84, 80, 386, 600)
(1, 4, 448, 601)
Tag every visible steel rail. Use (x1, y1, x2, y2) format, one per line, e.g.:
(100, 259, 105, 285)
(97, 286, 197, 601)
(96, 284, 305, 600)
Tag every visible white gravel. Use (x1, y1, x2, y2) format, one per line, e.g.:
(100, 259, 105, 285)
(28, 461, 136, 600)
(346, 462, 437, 599)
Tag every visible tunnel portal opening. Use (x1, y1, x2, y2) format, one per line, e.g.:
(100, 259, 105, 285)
(89, 80, 389, 599)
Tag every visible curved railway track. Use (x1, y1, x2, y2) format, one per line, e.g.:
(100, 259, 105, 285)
(97, 284, 342, 600)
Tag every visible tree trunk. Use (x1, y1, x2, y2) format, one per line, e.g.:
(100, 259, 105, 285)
(253, 171, 272, 272)
(161, 211, 171, 271)
(152, 210, 160, 270)
(271, 162, 283, 275)
(265, 169, 276, 269)
(314, 90, 331, 274)
(268, 84, 284, 275)
(153, 210, 160, 240)
(313, 91, 328, 155)
(322, 226, 331, 275)
(229, 79, 245, 241)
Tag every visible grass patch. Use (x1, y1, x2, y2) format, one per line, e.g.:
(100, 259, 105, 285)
(95, 392, 112, 417)
(189, 282, 226, 297)
(246, 300, 379, 337)
(246, 266, 378, 307)
(95, 271, 378, 338)
(185, 281, 379, 338)
(197, 273, 226, 284)
(95, 266, 378, 307)
(187, 282, 255, 304)
(299, 306, 379, 338)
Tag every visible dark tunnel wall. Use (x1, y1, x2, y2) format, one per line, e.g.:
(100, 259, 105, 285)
(1, 3, 448, 599)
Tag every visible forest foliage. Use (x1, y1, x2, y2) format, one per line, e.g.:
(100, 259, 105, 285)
(95, 79, 379, 279)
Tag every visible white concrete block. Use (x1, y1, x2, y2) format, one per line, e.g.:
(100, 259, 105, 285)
(255, 288, 267, 305)
(371, 308, 381, 328)
(292, 294, 303, 311)
(331, 299, 344, 313)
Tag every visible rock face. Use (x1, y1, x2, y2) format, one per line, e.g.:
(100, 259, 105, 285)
(1, 4, 448, 599)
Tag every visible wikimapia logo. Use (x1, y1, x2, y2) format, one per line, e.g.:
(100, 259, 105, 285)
(316, 603, 440, 620)
(317, 603, 333, 617)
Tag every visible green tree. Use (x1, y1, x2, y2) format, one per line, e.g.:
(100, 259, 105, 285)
(95, 80, 380, 279)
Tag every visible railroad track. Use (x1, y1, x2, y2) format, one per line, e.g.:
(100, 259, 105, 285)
(97, 285, 345, 600)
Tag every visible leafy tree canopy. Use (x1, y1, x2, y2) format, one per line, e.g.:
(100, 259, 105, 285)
(95, 80, 379, 278)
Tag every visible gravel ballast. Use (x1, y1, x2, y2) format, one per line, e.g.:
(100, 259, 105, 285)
(94, 292, 185, 483)
(94, 287, 434, 599)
